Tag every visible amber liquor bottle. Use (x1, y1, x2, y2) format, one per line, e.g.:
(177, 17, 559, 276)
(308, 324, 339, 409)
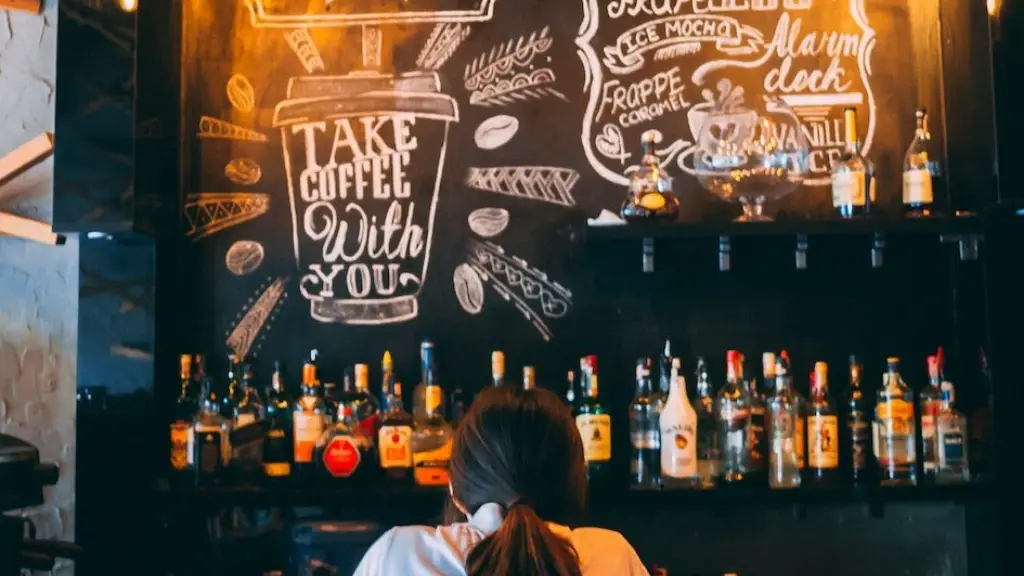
(807, 362, 840, 486)
(379, 382, 414, 485)
(293, 355, 327, 483)
(170, 354, 197, 482)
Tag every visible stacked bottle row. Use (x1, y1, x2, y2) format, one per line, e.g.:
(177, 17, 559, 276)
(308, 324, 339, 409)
(615, 344, 972, 491)
(168, 344, 452, 488)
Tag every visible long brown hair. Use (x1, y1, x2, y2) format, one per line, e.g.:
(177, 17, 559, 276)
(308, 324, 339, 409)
(449, 385, 587, 576)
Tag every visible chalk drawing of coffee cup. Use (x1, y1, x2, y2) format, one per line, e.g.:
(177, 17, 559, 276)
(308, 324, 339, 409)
(274, 72, 458, 325)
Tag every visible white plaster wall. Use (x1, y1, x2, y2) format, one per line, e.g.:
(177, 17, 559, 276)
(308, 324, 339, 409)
(0, 5, 77, 575)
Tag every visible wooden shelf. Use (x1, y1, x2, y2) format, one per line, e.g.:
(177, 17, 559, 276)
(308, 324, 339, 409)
(586, 214, 982, 241)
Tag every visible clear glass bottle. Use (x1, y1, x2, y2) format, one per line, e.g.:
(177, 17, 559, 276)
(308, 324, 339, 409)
(845, 356, 873, 485)
(902, 108, 941, 217)
(694, 357, 720, 488)
(293, 356, 327, 480)
(412, 341, 433, 423)
(379, 381, 414, 484)
(935, 382, 970, 484)
(349, 363, 381, 437)
(767, 355, 801, 489)
(661, 358, 699, 489)
(193, 380, 232, 486)
(491, 350, 506, 387)
(263, 360, 293, 481)
(716, 350, 750, 484)
(522, 366, 536, 390)
(919, 355, 944, 480)
(412, 348, 453, 487)
(831, 107, 875, 219)
(807, 361, 839, 486)
(629, 358, 660, 489)
(575, 355, 611, 483)
(621, 130, 679, 221)
(170, 354, 197, 477)
(876, 357, 917, 486)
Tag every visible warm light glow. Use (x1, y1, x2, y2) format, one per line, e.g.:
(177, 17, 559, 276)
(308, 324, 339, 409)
(120, 0, 137, 12)
(987, 0, 1000, 17)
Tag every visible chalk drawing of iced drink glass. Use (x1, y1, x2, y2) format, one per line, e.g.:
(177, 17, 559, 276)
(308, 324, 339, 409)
(245, 0, 496, 325)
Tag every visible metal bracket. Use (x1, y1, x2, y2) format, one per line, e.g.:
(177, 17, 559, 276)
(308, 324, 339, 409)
(642, 237, 654, 273)
(871, 233, 885, 269)
(718, 236, 731, 272)
(940, 233, 983, 261)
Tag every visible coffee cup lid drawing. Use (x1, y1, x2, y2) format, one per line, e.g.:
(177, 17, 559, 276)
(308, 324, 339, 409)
(244, 0, 496, 28)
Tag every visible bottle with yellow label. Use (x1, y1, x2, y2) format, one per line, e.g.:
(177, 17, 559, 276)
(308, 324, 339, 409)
(413, 344, 453, 486)
(621, 131, 680, 221)
(170, 354, 197, 481)
(807, 362, 840, 486)
(876, 357, 918, 486)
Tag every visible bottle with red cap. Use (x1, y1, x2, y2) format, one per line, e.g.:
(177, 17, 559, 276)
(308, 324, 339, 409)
(715, 350, 751, 484)
(575, 355, 611, 483)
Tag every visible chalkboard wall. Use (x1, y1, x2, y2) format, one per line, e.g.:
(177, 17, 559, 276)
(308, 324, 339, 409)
(164, 1, 999, 574)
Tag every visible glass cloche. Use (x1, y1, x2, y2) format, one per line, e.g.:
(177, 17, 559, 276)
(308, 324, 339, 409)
(621, 130, 680, 221)
(693, 82, 810, 221)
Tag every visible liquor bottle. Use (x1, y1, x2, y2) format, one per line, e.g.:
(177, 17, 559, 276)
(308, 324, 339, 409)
(491, 351, 506, 387)
(564, 369, 577, 408)
(844, 356, 873, 485)
(716, 350, 750, 485)
(744, 355, 767, 483)
(876, 358, 917, 486)
(349, 363, 381, 437)
(807, 362, 839, 486)
(694, 357, 720, 488)
(323, 380, 339, 426)
(193, 354, 207, 391)
(767, 355, 800, 489)
(412, 347, 453, 486)
(413, 341, 433, 422)
(621, 130, 679, 221)
(317, 384, 376, 486)
(235, 364, 265, 428)
(654, 340, 672, 410)
(919, 355, 944, 480)
(523, 366, 536, 390)
(661, 358, 699, 489)
(293, 355, 327, 481)
(263, 361, 293, 481)
(902, 108, 940, 217)
(379, 381, 414, 484)
(576, 355, 611, 482)
(831, 107, 875, 219)
(779, 350, 806, 473)
(170, 354, 197, 479)
(629, 358, 660, 489)
(935, 382, 970, 484)
(193, 380, 231, 485)
(221, 354, 242, 419)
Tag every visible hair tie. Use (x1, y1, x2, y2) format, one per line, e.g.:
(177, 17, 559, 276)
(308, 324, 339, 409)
(505, 496, 532, 510)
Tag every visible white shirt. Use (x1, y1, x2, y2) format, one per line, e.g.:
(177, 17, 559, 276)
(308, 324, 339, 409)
(353, 502, 650, 576)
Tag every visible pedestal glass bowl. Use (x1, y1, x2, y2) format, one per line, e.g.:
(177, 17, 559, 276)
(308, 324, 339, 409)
(694, 87, 811, 222)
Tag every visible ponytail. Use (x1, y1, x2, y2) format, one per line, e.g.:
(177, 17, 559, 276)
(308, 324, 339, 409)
(466, 503, 582, 576)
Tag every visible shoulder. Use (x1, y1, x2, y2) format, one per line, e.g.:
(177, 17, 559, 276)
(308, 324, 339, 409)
(354, 523, 486, 576)
(569, 527, 649, 576)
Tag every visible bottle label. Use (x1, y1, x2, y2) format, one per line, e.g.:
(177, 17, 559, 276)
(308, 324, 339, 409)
(876, 398, 916, 466)
(660, 422, 697, 478)
(848, 410, 869, 470)
(264, 462, 291, 477)
(322, 435, 362, 477)
(170, 421, 193, 471)
(808, 415, 839, 469)
(379, 425, 413, 468)
(195, 430, 223, 474)
(795, 417, 805, 469)
(577, 414, 612, 462)
(236, 414, 256, 428)
(903, 169, 934, 204)
(832, 172, 866, 207)
(941, 431, 965, 463)
(293, 413, 325, 464)
(921, 400, 941, 472)
(413, 438, 453, 486)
